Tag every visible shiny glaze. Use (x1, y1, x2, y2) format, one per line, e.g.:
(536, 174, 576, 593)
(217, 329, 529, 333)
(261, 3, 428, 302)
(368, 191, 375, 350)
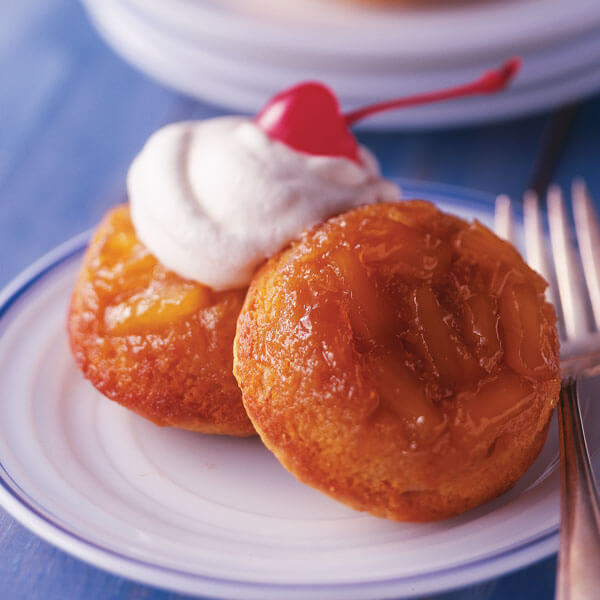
(246, 200, 559, 453)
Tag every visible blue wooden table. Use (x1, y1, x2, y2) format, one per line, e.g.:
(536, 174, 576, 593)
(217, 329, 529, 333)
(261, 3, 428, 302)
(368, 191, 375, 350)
(1, 1, 599, 598)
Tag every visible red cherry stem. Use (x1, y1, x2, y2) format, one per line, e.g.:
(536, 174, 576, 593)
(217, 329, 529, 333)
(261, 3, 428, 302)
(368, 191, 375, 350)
(343, 57, 521, 126)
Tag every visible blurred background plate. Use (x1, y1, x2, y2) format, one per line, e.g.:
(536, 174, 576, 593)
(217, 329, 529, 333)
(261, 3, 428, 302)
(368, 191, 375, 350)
(121, 0, 600, 62)
(80, 0, 600, 128)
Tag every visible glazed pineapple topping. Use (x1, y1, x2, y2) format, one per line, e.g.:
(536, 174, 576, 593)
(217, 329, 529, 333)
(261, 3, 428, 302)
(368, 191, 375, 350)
(233, 201, 560, 521)
(68, 206, 254, 435)
(239, 200, 558, 449)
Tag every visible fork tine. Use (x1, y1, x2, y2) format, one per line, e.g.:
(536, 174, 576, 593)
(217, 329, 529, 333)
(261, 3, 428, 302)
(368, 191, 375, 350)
(494, 194, 517, 244)
(547, 185, 590, 340)
(523, 190, 559, 311)
(572, 179, 600, 331)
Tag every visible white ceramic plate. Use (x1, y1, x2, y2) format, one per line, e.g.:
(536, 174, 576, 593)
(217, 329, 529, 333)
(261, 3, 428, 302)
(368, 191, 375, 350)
(86, 0, 600, 97)
(81, 0, 600, 128)
(0, 181, 598, 599)
(124, 0, 600, 62)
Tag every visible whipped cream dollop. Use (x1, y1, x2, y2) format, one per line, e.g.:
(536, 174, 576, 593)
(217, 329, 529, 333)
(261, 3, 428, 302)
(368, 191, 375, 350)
(128, 117, 400, 290)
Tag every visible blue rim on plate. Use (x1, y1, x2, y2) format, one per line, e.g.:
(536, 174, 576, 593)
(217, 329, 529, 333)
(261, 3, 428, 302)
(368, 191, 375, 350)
(0, 180, 555, 599)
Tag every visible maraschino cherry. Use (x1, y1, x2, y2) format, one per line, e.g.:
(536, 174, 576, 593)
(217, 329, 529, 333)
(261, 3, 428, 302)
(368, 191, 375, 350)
(255, 57, 521, 164)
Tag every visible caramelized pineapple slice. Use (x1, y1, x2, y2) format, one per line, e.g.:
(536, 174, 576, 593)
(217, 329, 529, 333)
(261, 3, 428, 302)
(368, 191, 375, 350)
(329, 247, 398, 345)
(499, 282, 557, 379)
(462, 294, 502, 372)
(104, 283, 211, 335)
(459, 370, 535, 428)
(368, 349, 446, 446)
(413, 285, 481, 387)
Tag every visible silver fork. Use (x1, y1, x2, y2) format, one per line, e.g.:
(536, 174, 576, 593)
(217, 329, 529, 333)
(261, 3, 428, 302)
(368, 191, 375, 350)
(495, 181, 600, 600)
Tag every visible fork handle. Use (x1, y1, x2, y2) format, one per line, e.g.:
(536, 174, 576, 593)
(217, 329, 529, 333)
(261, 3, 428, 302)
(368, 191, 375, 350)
(556, 376, 600, 600)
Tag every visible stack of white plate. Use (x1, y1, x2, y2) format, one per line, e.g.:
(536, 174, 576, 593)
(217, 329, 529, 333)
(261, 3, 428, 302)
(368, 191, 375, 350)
(82, 0, 600, 128)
